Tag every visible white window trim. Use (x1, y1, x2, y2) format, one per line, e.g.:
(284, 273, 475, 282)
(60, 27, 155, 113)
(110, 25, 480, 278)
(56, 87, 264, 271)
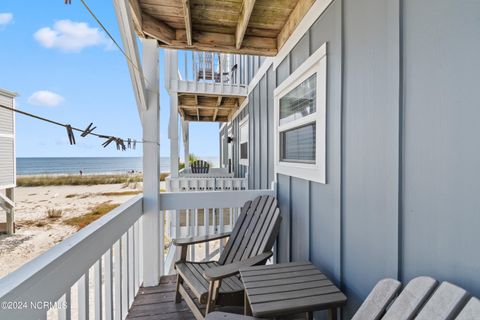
(274, 43, 327, 184)
(239, 115, 249, 166)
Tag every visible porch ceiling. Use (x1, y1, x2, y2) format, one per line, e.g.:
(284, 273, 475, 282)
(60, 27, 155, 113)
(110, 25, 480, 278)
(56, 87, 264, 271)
(129, 0, 315, 56)
(178, 93, 245, 122)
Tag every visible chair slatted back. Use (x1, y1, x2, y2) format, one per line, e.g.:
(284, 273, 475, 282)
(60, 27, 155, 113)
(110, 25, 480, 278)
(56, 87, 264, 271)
(416, 282, 470, 320)
(351, 278, 401, 320)
(219, 195, 281, 265)
(382, 276, 438, 320)
(191, 160, 210, 174)
(456, 297, 480, 320)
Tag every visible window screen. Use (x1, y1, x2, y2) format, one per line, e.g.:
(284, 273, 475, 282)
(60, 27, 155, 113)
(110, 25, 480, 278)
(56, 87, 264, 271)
(280, 123, 316, 163)
(279, 74, 316, 126)
(240, 142, 248, 160)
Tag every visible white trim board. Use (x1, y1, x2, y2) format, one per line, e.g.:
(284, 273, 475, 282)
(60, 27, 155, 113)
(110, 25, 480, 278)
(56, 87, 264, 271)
(273, 44, 327, 184)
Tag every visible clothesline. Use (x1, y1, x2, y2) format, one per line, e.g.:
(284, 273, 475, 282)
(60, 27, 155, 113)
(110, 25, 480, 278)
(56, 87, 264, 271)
(0, 104, 158, 150)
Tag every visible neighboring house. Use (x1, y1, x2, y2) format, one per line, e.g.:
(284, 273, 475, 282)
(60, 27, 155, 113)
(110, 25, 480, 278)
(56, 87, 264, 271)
(0, 88, 16, 234)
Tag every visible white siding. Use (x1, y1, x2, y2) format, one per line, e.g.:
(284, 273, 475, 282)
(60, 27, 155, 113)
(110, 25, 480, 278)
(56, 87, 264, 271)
(0, 90, 15, 188)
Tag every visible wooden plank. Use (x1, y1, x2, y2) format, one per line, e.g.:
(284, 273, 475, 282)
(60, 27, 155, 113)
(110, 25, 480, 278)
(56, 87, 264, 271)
(415, 282, 470, 320)
(277, 0, 315, 50)
(218, 201, 251, 265)
(456, 297, 480, 320)
(251, 292, 346, 317)
(351, 279, 401, 320)
(235, 0, 257, 49)
(382, 276, 438, 320)
(182, 0, 193, 46)
(142, 12, 175, 45)
(129, 0, 144, 36)
(247, 279, 332, 296)
(248, 285, 340, 304)
(243, 269, 322, 284)
(243, 274, 327, 289)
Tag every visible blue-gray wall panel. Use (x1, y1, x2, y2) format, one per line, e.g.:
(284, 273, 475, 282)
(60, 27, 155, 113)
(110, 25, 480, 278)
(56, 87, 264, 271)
(402, 0, 480, 296)
(260, 75, 268, 189)
(254, 85, 261, 189)
(277, 174, 291, 263)
(267, 67, 275, 186)
(291, 33, 310, 73)
(342, 0, 400, 315)
(276, 55, 290, 86)
(290, 177, 310, 261)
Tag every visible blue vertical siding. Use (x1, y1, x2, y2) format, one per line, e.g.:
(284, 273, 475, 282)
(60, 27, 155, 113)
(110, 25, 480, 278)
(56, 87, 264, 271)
(219, 0, 480, 318)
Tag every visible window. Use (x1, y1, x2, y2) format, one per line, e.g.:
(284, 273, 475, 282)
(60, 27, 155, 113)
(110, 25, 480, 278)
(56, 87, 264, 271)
(274, 44, 327, 183)
(239, 116, 249, 166)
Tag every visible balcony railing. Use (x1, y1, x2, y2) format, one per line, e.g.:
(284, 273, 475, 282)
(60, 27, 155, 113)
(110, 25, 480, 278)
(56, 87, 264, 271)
(0, 189, 274, 320)
(178, 51, 248, 87)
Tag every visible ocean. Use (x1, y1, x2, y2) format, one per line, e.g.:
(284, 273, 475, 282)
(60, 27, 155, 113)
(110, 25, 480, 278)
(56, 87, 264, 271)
(16, 157, 219, 176)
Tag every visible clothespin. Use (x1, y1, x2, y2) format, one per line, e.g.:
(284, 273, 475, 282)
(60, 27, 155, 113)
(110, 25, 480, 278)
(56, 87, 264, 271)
(127, 138, 132, 149)
(115, 138, 126, 151)
(132, 139, 137, 150)
(64, 0, 72, 4)
(65, 125, 76, 145)
(102, 136, 115, 148)
(81, 123, 96, 137)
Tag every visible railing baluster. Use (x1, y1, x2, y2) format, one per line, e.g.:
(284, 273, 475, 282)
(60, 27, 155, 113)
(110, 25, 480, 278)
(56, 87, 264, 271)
(184, 51, 188, 81)
(104, 249, 113, 320)
(94, 259, 102, 320)
(121, 234, 128, 319)
(219, 208, 225, 254)
(134, 221, 140, 292)
(203, 51, 206, 81)
(78, 272, 89, 320)
(128, 228, 134, 307)
(58, 291, 71, 320)
(204, 208, 209, 260)
(113, 241, 121, 320)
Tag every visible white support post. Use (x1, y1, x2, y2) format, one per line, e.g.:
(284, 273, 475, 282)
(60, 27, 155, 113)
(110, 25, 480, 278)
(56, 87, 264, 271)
(166, 49, 180, 178)
(141, 38, 162, 286)
(182, 120, 190, 166)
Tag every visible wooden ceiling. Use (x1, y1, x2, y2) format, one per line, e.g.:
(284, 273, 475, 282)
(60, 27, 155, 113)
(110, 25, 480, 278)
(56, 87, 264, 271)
(129, 0, 316, 56)
(178, 93, 246, 122)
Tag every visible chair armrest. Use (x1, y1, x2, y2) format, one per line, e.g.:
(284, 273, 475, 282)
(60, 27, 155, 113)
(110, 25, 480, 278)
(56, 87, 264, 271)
(203, 252, 273, 281)
(172, 232, 231, 247)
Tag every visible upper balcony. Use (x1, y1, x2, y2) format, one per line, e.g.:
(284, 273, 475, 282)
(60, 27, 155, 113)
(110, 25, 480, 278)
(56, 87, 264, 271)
(165, 50, 249, 123)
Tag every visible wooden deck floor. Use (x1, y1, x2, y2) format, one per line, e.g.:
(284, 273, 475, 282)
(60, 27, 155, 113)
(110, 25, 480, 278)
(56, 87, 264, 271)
(126, 275, 195, 320)
(126, 275, 308, 320)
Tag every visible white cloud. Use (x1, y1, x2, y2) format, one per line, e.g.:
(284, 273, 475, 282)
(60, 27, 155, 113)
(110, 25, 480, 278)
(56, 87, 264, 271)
(34, 20, 110, 52)
(0, 13, 13, 28)
(28, 91, 65, 107)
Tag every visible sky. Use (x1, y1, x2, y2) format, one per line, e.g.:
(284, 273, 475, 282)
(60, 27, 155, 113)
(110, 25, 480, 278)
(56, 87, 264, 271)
(0, 1, 219, 159)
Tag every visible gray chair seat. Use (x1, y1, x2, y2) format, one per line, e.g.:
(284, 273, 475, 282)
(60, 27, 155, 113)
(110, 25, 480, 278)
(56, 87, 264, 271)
(176, 261, 244, 304)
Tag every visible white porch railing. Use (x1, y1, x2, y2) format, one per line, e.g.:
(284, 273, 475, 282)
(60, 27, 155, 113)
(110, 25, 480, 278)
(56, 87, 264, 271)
(0, 189, 275, 320)
(0, 195, 144, 320)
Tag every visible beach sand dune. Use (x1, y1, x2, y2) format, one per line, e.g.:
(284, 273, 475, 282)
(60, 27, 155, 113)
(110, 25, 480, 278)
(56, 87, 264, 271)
(0, 183, 146, 278)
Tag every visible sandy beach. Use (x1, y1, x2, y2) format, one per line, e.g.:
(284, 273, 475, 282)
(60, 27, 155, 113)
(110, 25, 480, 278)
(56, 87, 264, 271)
(0, 181, 167, 278)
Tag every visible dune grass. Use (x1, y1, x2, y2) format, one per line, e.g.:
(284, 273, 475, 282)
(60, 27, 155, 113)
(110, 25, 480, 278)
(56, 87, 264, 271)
(64, 202, 120, 230)
(17, 173, 170, 187)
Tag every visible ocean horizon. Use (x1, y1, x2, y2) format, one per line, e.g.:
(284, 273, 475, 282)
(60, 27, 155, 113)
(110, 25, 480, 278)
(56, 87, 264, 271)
(16, 156, 219, 176)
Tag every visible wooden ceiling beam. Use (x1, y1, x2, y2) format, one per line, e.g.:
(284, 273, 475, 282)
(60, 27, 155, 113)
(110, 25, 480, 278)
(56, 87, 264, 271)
(235, 0, 257, 49)
(196, 107, 200, 121)
(213, 107, 219, 122)
(170, 30, 277, 56)
(181, 0, 193, 46)
(128, 0, 144, 37)
(216, 96, 223, 106)
(179, 105, 235, 110)
(142, 13, 175, 45)
(277, 0, 315, 50)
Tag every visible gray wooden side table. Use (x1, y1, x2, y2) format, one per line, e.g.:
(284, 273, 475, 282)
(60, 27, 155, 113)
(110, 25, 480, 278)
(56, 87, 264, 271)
(240, 262, 347, 319)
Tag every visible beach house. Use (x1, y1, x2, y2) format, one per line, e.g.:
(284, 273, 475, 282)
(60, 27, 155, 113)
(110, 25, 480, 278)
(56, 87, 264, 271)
(1, 0, 479, 319)
(0, 88, 16, 235)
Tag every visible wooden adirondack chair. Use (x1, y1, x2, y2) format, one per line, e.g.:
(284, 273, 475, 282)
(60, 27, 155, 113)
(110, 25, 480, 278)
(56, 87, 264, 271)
(207, 276, 480, 320)
(173, 195, 281, 320)
(191, 160, 210, 173)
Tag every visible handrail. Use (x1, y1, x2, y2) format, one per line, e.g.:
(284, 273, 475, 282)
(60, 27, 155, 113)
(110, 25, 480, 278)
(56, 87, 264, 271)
(0, 195, 143, 320)
(159, 189, 274, 210)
